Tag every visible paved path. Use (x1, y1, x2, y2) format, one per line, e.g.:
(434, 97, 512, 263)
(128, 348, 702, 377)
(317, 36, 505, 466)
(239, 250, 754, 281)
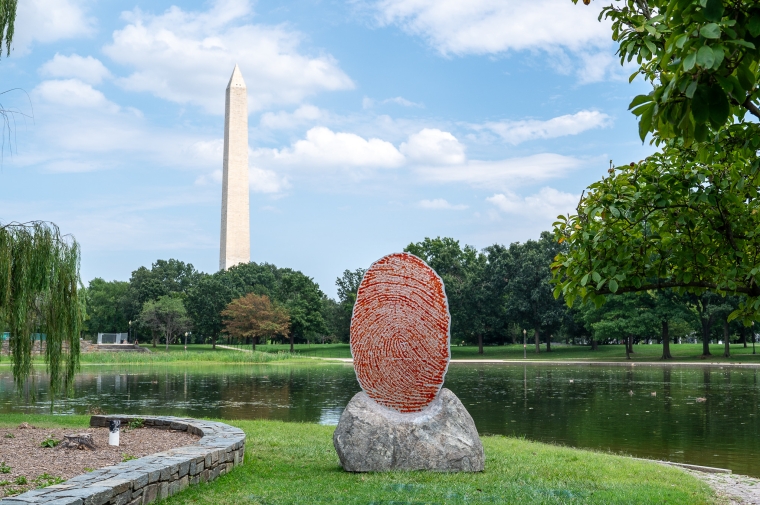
(686, 470, 760, 504)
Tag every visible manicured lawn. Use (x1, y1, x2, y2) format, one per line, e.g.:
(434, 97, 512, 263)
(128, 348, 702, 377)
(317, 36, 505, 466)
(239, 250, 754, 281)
(250, 342, 760, 363)
(164, 420, 714, 505)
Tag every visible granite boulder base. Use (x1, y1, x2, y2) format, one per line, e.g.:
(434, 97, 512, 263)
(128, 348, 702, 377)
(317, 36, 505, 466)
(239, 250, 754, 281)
(333, 388, 484, 472)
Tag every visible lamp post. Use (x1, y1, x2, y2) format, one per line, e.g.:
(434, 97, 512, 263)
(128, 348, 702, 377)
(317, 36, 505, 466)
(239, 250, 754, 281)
(523, 329, 527, 359)
(753, 322, 756, 355)
(128, 320, 131, 344)
(184, 332, 188, 351)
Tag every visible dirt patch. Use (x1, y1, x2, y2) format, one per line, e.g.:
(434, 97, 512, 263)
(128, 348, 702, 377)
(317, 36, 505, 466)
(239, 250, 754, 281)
(0, 423, 199, 498)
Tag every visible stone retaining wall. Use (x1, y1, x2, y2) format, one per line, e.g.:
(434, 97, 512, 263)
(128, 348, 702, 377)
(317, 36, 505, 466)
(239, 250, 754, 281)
(0, 415, 245, 505)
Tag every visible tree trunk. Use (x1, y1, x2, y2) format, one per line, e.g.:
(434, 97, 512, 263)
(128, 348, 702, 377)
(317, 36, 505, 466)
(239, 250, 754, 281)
(152, 330, 157, 348)
(741, 327, 747, 348)
(534, 328, 540, 353)
(165, 332, 169, 351)
(591, 338, 597, 351)
(477, 334, 483, 355)
(723, 320, 730, 358)
(661, 321, 673, 360)
(625, 335, 631, 360)
(546, 333, 552, 352)
(252, 336, 257, 352)
(702, 318, 712, 356)
(289, 332, 294, 353)
(212, 333, 217, 350)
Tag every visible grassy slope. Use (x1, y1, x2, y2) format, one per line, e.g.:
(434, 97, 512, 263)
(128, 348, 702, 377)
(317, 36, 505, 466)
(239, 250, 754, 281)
(0, 416, 715, 504)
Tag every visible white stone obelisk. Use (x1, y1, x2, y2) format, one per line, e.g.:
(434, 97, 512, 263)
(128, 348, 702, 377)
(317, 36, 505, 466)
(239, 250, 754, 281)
(220, 65, 251, 270)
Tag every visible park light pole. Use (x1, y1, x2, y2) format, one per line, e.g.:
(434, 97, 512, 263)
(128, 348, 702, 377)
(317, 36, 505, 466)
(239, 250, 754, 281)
(523, 329, 527, 359)
(184, 332, 188, 351)
(753, 322, 756, 355)
(128, 320, 131, 344)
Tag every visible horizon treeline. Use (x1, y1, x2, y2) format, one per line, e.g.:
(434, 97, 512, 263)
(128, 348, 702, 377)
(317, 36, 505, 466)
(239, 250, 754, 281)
(82, 232, 755, 350)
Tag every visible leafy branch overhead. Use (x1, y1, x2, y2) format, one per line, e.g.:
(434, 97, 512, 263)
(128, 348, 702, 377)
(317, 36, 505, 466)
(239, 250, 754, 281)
(556, 0, 760, 326)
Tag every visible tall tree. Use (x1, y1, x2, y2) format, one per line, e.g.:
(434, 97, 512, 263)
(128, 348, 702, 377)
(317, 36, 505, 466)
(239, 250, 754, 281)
(0, 221, 82, 396)
(222, 293, 290, 350)
(185, 273, 229, 349)
(84, 278, 131, 336)
(137, 295, 191, 351)
(507, 232, 567, 353)
(331, 268, 366, 342)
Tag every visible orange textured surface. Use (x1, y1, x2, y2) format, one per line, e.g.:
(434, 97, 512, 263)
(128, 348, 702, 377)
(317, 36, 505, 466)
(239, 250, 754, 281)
(351, 252, 451, 413)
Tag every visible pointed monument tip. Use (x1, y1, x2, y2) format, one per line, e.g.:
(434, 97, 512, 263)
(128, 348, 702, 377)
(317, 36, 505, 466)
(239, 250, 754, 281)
(227, 64, 246, 89)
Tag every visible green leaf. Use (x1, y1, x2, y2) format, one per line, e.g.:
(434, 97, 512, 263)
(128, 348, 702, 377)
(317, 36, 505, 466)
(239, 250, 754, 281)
(685, 80, 698, 98)
(608, 279, 619, 293)
(711, 45, 725, 68)
(691, 86, 710, 124)
(592, 271, 601, 283)
(628, 94, 652, 110)
(639, 103, 655, 142)
(699, 23, 721, 39)
(696, 45, 715, 68)
(704, 0, 724, 22)
(675, 34, 689, 49)
(694, 122, 708, 142)
(683, 51, 696, 71)
(749, 13, 760, 37)
(707, 85, 730, 126)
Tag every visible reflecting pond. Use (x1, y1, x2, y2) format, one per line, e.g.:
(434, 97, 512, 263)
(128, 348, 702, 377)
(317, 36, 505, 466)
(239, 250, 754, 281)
(1, 363, 758, 477)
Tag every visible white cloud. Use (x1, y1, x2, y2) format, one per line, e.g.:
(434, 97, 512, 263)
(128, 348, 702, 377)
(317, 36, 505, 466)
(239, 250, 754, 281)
(418, 199, 467, 210)
(259, 105, 325, 130)
(487, 187, 580, 219)
(401, 128, 465, 165)
(257, 126, 405, 169)
(383, 96, 423, 108)
(34, 79, 120, 113)
(415, 154, 585, 189)
(13, 0, 95, 54)
(251, 166, 289, 193)
(103, 0, 354, 114)
(477, 110, 612, 145)
(39, 54, 112, 85)
(373, 0, 609, 55)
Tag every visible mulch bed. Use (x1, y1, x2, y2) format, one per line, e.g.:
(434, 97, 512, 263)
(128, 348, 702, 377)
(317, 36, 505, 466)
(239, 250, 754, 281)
(0, 423, 199, 498)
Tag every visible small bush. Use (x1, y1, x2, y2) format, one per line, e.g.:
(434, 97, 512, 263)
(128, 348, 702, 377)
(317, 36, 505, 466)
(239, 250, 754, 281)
(122, 454, 138, 462)
(0, 480, 9, 487)
(40, 435, 60, 448)
(0, 462, 10, 474)
(127, 418, 144, 430)
(14, 476, 27, 485)
(34, 473, 65, 488)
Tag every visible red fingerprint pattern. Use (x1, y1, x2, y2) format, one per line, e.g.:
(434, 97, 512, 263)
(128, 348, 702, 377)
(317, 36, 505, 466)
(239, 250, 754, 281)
(351, 252, 451, 413)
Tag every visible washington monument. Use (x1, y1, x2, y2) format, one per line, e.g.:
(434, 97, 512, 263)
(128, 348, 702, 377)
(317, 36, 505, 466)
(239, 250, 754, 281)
(219, 64, 250, 270)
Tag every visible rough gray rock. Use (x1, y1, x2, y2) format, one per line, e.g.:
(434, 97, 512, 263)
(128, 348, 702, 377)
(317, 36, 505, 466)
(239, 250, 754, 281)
(333, 388, 484, 472)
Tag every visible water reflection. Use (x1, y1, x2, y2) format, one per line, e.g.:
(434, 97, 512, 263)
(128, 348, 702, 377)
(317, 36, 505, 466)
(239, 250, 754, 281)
(1, 363, 758, 477)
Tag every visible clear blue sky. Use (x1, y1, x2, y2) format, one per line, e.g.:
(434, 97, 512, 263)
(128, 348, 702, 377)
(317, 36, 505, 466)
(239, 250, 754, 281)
(1, 0, 654, 298)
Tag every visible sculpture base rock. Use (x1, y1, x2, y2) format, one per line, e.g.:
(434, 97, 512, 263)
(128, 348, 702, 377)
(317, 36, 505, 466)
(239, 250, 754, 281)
(333, 388, 484, 472)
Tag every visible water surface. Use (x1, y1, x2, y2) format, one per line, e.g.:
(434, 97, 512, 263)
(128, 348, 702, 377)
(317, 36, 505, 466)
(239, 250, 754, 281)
(1, 363, 757, 477)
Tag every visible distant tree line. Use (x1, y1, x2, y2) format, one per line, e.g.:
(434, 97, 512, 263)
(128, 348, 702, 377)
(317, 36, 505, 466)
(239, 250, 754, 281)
(83, 233, 758, 357)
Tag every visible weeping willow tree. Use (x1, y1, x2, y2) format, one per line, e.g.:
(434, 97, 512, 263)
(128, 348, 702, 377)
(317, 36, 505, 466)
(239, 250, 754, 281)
(1, 0, 16, 58)
(0, 221, 82, 398)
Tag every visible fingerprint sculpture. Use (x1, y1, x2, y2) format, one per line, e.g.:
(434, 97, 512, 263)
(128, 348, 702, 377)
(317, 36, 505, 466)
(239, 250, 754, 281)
(351, 252, 451, 413)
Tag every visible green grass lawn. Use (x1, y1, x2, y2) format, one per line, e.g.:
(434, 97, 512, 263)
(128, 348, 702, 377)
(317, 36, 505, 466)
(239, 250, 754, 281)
(249, 342, 760, 363)
(0, 415, 716, 504)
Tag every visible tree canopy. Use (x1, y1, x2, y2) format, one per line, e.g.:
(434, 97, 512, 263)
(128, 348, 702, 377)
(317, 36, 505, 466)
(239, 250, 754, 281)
(222, 293, 290, 350)
(555, 0, 760, 331)
(137, 295, 191, 351)
(0, 221, 82, 396)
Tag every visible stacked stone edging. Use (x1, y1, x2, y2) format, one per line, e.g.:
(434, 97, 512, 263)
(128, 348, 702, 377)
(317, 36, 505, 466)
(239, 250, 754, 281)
(0, 415, 245, 505)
